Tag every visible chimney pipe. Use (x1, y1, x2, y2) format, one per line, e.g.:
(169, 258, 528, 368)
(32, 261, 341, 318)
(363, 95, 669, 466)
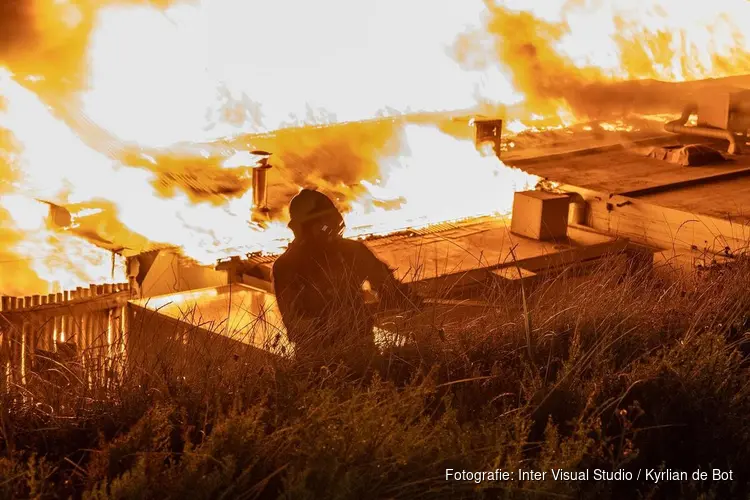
(250, 151, 272, 222)
(474, 119, 503, 157)
(252, 165, 270, 212)
(665, 103, 740, 154)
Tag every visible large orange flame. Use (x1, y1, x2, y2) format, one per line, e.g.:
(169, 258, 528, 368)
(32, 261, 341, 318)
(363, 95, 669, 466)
(3, 0, 750, 296)
(456, 0, 750, 122)
(0, 68, 537, 295)
(79, 0, 498, 146)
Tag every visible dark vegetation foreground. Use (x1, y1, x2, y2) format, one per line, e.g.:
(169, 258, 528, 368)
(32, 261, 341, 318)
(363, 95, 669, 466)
(3, 256, 750, 499)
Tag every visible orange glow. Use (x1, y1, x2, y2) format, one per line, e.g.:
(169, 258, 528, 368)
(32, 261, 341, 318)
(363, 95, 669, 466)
(0, 68, 537, 295)
(456, 0, 750, 120)
(80, 0, 500, 147)
(3, 0, 750, 296)
(0, 193, 124, 294)
(140, 287, 220, 312)
(344, 125, 537, 237)
(0, 68, 294, 270)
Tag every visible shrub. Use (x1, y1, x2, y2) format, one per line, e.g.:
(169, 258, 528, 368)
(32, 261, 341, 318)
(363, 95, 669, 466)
(3, 256, 750, 499)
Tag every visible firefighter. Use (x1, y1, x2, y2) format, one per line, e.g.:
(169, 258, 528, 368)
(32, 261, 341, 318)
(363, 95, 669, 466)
(272, 189, 421, 366)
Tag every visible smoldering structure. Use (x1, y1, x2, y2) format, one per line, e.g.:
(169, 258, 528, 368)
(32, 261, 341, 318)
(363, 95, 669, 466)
(5, 89, 750, 387)
(4, 1, 750, 387)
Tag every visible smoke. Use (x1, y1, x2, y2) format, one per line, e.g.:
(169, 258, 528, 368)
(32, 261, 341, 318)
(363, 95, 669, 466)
(454, 0, 750, 120)
(456, 6, 604, 118)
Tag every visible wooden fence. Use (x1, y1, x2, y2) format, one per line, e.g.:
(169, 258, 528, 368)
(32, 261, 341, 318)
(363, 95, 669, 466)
(0, 283, 132, 391)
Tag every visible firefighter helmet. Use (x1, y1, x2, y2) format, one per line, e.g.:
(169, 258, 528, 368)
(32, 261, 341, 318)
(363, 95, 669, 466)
(287, 189, 344, 238)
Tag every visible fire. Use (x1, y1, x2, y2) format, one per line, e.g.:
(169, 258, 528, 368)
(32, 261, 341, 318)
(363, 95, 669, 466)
(3, 0, 750, 296)
(0, 194, 123, 295)
(6, 68, 297, 243)
(455, 0, 750, 121)
(1, 68, 536, 295)
(344, 126, 537, 237)
(79, 0, 498, 147)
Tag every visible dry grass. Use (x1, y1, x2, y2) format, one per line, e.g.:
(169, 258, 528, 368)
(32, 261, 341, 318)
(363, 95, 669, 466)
(3, 254, 750, 499)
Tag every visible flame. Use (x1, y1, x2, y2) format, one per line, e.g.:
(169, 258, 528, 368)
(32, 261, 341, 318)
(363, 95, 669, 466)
(0, 0, 92, 92)
(142, 287, 220, 311)
(0, 69, 290, 291)
(78, 0, 504, 147)
(1, 69, 537, 295)
(3, 0, 750, 296)
(344, 125, 538, 236)
(455, 0, 750, 120)
(0, 194, 124, 294)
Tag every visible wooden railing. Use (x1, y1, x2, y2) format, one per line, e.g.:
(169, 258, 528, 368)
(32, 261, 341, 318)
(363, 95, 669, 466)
(0, 283, 132, 390)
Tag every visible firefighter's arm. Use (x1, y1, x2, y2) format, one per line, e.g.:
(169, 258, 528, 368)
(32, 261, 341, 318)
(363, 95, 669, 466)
(356, 243, 423, 310)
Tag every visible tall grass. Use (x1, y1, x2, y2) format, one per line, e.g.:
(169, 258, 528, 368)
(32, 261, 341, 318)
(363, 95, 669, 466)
(2, 254, 750, 499)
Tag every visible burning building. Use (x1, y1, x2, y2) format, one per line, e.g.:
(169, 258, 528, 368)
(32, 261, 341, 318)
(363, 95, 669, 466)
(3, 0, 750, 385)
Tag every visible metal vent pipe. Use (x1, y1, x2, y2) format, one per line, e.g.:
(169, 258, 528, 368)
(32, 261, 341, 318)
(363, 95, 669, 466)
(664, 103, 740, 154)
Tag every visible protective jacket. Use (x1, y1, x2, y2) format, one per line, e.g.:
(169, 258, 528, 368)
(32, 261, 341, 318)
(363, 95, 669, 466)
(273, 235, 416, 355)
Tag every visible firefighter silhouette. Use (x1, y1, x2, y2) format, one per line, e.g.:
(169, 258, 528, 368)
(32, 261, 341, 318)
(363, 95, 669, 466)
(272, 189, 420, 362)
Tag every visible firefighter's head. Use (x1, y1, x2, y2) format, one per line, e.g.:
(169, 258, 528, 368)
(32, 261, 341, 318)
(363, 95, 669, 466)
(287, 189, 345, 241)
